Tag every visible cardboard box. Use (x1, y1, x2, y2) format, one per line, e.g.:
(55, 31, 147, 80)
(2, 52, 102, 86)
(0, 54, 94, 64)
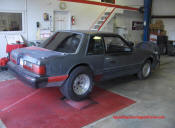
(155, 20, 163, 25)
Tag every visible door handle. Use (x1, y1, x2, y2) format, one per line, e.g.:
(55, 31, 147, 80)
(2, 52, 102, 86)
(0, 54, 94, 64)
(105, 58, 116, 64)
(109, 60, 116, 64)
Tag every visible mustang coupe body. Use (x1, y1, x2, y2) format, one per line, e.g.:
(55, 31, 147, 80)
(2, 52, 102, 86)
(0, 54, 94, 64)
(8, 31, 160, 101)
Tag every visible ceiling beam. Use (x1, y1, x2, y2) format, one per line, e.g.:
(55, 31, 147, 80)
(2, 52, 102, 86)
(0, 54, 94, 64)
(152, 15, 175, 19)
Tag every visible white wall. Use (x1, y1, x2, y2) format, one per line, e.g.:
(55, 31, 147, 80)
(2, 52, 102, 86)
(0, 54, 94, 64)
(114, 10, 144, 43)
(0, 0, 25, 11)
(116, 0, 143, 7)
(0, 0, 27, 58)
(0, 0, 143, 58)
(0, 0, 107, 57)
(152, 0, 175, 15)
(27, 0, 108, 41)
(152, 0, 175, 40)
(89, 0, 144, 7)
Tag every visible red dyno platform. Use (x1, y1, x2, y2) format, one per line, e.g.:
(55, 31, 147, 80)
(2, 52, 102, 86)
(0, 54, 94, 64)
(0, 79, 135, 128)
(64, 98, 97, 110)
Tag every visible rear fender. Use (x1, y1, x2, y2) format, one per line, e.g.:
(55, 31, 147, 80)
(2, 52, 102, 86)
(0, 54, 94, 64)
(68, 63, 94, 76)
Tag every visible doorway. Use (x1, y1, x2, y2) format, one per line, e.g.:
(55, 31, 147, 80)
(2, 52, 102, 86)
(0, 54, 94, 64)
(54, 11, 71, 31)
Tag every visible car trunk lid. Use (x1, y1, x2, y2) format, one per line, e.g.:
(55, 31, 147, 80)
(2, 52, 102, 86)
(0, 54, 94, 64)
(11, 46, 66, 65)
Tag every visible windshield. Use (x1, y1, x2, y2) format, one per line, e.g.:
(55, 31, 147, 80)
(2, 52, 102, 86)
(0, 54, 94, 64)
(40, 32, 82, 53)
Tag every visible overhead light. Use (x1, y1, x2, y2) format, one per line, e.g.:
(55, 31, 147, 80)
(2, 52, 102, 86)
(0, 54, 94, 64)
(93, 36, 101, 40)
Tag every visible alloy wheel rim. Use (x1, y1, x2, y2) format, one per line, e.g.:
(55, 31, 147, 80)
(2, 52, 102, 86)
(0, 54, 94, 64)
(142, 63, 151, 77)
(73, 74, 90, 95)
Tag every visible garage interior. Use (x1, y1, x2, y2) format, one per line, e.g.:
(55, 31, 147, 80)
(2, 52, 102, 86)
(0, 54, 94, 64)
(0, 0, 175, 128)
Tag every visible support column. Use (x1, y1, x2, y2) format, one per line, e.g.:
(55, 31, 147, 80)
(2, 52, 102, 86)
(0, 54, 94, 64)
(143, 0, 152, 41)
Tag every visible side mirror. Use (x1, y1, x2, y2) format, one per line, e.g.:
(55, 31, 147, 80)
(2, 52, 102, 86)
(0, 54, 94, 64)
(128, 41, 134, 48)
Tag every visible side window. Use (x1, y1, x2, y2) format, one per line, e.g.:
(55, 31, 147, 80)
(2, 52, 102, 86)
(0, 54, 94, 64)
(104, 36, 130, 53)
(88, 36, 104, 55)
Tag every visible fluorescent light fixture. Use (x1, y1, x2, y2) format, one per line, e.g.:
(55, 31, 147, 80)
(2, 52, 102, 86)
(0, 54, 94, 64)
(93, 36, 101, 40)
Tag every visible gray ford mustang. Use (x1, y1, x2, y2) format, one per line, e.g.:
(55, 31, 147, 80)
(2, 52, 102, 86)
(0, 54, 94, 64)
(8, 31, 160, 101)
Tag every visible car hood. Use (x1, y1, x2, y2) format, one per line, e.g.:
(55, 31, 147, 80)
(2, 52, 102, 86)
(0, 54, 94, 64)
(135, 42, 159, 53)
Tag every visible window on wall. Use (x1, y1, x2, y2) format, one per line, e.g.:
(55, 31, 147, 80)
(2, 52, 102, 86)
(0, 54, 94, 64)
(0, 12, 22, 32)
(101, 0, 115, 4)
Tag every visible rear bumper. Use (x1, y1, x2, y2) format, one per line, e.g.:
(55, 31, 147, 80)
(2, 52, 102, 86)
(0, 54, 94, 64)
(8, 62, 68, 89)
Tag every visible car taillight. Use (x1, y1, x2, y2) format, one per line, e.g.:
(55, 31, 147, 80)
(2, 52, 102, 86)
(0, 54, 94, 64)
(22, 60, 46, 75)
(32, 65, 46, 75)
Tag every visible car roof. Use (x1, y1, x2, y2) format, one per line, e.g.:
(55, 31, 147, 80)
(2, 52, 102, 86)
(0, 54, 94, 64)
(57, 30, 117, 36)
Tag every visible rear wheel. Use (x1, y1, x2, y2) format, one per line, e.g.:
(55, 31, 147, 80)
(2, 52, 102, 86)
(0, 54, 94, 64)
(162, 47, 167, 55)
(137, 60, 151, 80)
(60, 66, 93, 101)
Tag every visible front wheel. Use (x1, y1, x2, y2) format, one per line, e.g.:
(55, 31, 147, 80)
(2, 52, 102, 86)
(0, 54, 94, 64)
(137, 60, 152, 80)
(60, 66, 93, 101)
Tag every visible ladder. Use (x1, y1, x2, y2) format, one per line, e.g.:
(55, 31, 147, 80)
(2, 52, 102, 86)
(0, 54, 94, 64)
(89, 7, 116, 31)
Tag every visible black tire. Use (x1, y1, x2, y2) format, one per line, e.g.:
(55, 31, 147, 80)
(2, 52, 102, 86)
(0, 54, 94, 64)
(162, 47, 167, 55)
(60, 66, 93, 101)
(137, 60, 152, 80)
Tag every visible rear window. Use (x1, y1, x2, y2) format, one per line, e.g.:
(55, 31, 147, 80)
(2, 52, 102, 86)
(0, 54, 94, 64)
(40, 32, 82, 53)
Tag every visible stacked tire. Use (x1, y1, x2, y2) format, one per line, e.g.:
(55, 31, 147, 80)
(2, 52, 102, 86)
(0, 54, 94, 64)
(167, 41, 175, 56)
(157, 36, 168, 55)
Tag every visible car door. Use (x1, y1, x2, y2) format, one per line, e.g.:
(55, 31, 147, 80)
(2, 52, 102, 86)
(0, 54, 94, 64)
(86, 35, 105, 77)
(103, 35, 139, 80)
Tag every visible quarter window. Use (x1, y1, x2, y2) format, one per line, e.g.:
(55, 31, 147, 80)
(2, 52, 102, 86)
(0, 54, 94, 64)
(41, 32, 82, 53)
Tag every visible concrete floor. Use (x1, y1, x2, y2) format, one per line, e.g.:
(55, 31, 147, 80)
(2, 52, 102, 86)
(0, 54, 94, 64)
(0, 56, 175, 128)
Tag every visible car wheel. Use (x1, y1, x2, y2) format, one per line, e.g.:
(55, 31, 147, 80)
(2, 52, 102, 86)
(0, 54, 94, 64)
(162, 47, 167, 55)
(137, 60, 151, 80)
(60, 66, 93, 101)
